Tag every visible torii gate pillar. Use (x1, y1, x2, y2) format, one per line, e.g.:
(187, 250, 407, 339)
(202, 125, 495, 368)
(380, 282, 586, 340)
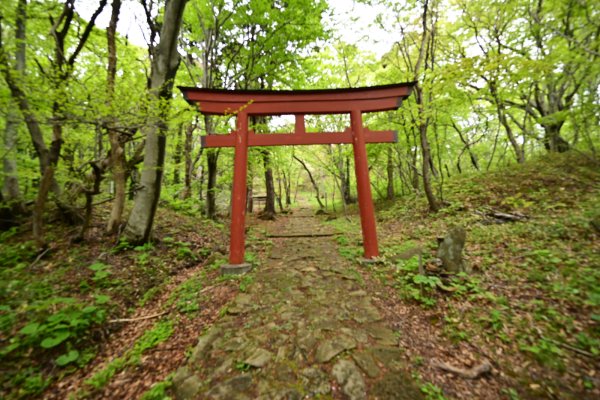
(351, 109, 378, 259)
(179, 83, 415, 272)
(229, 111, 249, 266)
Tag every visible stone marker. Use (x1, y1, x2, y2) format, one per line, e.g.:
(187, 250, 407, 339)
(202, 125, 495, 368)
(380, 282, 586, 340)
(437, 226, 466, 273)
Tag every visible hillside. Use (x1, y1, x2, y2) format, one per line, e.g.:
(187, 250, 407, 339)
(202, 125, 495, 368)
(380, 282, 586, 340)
(1, 151, 598, 399)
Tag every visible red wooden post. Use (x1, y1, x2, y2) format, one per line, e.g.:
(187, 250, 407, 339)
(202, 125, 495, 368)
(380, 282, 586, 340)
(350, 109, 379, 259)
(229, 111, 249, 264)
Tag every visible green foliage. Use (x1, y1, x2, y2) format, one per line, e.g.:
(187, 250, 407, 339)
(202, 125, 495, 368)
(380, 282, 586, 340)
(140, 378, 173, 400)
(89, 262, 112, 286)
(5, 296, 108, 363)
(168, 274, 205, 314)
(238, 274, 254, 293)
(519, 337, 564, 371)
(84, 319, 174, 391)
(334, 233, 363, 261)
(420, 382, 448, 400)
(235, 361, 251, 372)
(390, 256, 439, 307)
(0, 238, 35, 267)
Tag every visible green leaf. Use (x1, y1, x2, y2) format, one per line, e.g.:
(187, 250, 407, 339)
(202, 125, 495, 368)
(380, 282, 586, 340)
(1, 342, 20, 355)
(56, 350, 79, 366)
(93, 270, 110, 281)
(94, 294, 110, 304)
(82, 306, 98, 313)
(20, 322, 41, 336)
(41, 330, 70, 348)
(89, 262, 108, 271)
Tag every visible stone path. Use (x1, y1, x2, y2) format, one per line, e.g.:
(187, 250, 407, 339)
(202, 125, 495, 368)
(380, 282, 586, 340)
(173, 209, 423, 399)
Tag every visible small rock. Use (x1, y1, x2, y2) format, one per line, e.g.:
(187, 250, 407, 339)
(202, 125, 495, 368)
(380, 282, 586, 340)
(331, 359, 366, 400)
(207, 375, 252, 399)
(297, 330, 318, 353)
(340, 327, 368, 343)
(352, 352, 380, 378)
(276, 345, 289, 361)
(245, 348, 273, 368)
(221, 336, 249, 352)
(175, 375, 203, 400)
(190, 327, 222, 363)
(210, 358, 234, 379)
(236, 293, 253, 306)
(315, 336, 356, 363)
(352, 303, 382, 323)
(372, 372, 424, 399)
(366, 325, 398, 346)
(370, 346, 405, 370)
(301, 367, 332, 396)
(172, 366, 192, 386)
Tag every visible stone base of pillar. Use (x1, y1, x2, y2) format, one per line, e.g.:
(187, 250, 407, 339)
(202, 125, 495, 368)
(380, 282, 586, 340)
(220, 263, 252, 275)
(358, 257, 382, 266)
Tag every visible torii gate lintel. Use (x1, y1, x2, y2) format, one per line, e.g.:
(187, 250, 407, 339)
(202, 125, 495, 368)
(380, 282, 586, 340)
(179, 82, 416, 271)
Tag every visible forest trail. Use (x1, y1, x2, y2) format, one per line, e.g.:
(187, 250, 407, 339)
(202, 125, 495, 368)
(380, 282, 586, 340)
(172, 208, 424, 399)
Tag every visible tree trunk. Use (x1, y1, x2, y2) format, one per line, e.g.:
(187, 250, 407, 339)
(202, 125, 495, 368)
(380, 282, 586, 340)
(542, 123, 570, 153)
(414, 0, 440, 213)
(489, 81, 525, 163)
(276, 172, 284, 212)
(282, 170, 291, 206)
(106, 134, 126, 234)
(206, 148, 218, 219)
(173, 123, 183, 184)
(293, 155, 324, 209)
(3, 105, 21, 203)
(77, 162, 104, 241)
(32, 166, 55, 248)
(341, 155, 353, 204)
(105, 0, 124, 235)
(246, 182, 253, 213)
(451, 120, 480, 171)
(416, 86, 440, 213)
(408, 129, 420, 191)
(182, 122, 194, 199)
(386, 146, 394, 200)
(123, 0, 187, 244)
(261, 149, 276, 220)
(2, 0, 26, 205)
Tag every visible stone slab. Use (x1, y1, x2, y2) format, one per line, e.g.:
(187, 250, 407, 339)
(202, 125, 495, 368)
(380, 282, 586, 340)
(221, 263, 252, 275)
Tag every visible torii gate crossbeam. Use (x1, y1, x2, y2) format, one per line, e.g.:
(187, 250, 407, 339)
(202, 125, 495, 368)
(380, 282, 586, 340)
(179, 82, 415, 273)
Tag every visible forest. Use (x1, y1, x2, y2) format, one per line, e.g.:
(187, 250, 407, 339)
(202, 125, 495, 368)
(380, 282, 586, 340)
(0, 0, 598, 399)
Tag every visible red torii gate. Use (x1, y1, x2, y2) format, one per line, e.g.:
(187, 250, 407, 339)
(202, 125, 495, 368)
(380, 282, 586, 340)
(179, 82, 415, 273)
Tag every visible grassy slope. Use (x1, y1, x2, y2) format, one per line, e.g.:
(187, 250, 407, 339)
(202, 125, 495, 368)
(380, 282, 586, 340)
(0, 205, 233, 399)
(334, 152, 599, 399)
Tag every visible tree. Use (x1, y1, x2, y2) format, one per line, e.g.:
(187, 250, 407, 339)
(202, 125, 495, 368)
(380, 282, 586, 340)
(105, 0, 125, 234)
(1, 0, 25, 209)
(1, 0, 108, 246)
(294, 155, 325, 209)
(181, 0, 328, 219)
(456, 0, 599, 154)
(123, 0, 188, 244)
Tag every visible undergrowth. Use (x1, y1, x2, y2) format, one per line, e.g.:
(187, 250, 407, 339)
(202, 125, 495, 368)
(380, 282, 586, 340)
(335, 152, 600, 397)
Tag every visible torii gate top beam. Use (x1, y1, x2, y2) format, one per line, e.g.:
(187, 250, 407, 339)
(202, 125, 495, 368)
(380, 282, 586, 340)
(179, 82, 416, 116)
